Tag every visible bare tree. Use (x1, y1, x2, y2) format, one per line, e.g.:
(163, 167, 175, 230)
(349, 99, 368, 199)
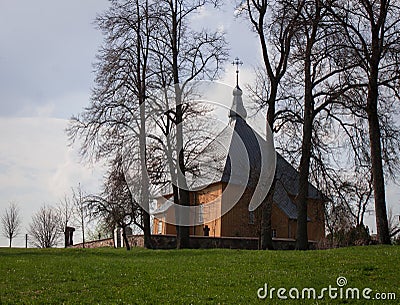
(242, 0, 360, 250)
(336, 176, 373, 227)
(70, 0, 227, 250)
(72, 184, 88, 248)
(86, 220, 114, 241)
(315, 159, 373, 240)
(271, 0, 370, 249)
(153, 0, 227, 248)
(29, 205, 60, 248)
(1, 202, 22, 248)
(239, 0, 305, 250)
(135, 0, 153, 249)
(56, 195, 75, 248)
(85, 155, 142, 250)
(388, 206, 400, 239)
(324, 199, 355, 245)
(326, 0, 400, 244)
(68, 0, 158, 248)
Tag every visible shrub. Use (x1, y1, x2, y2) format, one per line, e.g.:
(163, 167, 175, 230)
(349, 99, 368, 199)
(323, 224, 372, 248)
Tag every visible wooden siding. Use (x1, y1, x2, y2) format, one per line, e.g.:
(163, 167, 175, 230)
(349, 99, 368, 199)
(271, 203, 290, 239)
(195, 183, 222, 237)
(220, 184, 260, 237)
(153, 182, 325, 241)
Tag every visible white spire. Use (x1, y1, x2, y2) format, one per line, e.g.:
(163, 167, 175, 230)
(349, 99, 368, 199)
(229, 57, 247, 121)
(229, 86, 247, 121)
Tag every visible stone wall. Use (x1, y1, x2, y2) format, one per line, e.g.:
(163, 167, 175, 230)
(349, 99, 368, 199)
(70, 235, 316, 250)
(70, 238, 114, 248)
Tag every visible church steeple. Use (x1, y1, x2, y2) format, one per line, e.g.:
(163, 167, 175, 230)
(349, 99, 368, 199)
(229, 57, 247, 121)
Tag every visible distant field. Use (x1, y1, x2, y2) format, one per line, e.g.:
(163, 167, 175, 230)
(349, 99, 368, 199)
(0, 246, 398, 304)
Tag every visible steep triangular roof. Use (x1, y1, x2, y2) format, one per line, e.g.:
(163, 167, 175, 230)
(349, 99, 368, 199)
(154, 86, 324, 220)
(183, 87, 323, 220)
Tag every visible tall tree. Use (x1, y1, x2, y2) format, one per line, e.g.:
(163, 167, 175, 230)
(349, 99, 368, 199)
(326, 0, 400, 244)
(241, 0, 304, 250)
(1, 202, 21, 248)
(153, 0, 227, 248)
(135, 0, 153, 249)
(68, 0, 227, 250)
(68, 0, 155, 248)
(293, 0, 323, 250)
(281, 0, 361, 249)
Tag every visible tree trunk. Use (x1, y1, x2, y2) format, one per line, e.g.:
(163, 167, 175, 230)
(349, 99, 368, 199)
(9, 238, 12, 248)
(171, 5, 190, 247)
(176, 187, 190, 249)
(139, 89, 153, 249)
(136, 0, 153, 249)
(142, 211, 153, 248)
(122, 227, 131, 251)
(296, 35, 314, 250)
(367, 55, 391, 244)
(175, 88, 190, 249)
(260, 179, 275, 250)
(64, 227, 68, 248)
(295, 0, 323, 250)
(260, 84, 278, 250)
(112, 229, 116, 248)
(295, 117, 312, 250)
(79, 186, 85, 249)
(81, 215, 85, 249)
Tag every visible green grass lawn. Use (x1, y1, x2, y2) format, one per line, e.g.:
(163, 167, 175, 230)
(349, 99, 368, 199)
(0, 246, 398, 304)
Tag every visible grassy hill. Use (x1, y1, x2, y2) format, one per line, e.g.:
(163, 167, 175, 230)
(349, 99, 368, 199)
(0, 246, 398, 304)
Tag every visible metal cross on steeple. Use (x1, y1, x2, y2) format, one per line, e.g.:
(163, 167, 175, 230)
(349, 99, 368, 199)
(232, 57, 243, 88)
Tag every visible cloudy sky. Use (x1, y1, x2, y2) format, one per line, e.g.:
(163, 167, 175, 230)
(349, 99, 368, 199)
(0, 1, 397, 247)
(0, 1, 111, 246)
(0, 1, 261, 247)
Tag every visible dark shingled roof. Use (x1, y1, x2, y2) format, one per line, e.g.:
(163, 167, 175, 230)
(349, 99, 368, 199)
(273, 153, 324, 219)
(186, 116, 268, 190)
(154, 87, 324, 220)
(185, 115, 323, 220)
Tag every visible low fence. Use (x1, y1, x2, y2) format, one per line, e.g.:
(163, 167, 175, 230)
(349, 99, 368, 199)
(70, 235, 314, 250)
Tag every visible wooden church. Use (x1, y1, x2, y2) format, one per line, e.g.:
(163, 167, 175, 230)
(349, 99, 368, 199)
(152, 80, 325, 242)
